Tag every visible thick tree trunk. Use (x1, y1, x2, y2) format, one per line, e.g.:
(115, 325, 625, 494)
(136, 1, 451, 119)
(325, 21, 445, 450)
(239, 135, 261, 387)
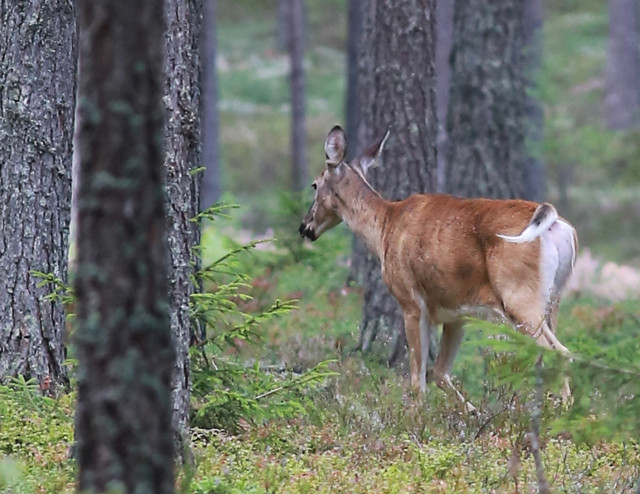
(75, 0, 174, 491)
(0, 0, 76, 394)
(163, 0, 203, 456)
(201, 0, 222, 210)
(435, 0, 454, 192)
(446, 0, 528, 199)
(289, 0, 308, 192)
(604, 0, 640, 130)
(522, 0, 546, 202)
(345, 0, 363, 161)
(352, 0, 438, 366)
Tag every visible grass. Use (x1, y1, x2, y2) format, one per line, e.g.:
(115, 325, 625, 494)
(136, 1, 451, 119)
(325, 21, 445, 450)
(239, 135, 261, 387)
(3, 268, 640, 493)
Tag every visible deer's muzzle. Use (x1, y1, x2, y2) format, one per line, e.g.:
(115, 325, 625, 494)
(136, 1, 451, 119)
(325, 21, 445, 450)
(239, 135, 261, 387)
(299, 223, 316, 241)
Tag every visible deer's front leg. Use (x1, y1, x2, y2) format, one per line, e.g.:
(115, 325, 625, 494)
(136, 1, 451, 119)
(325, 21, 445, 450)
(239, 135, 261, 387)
(403, 310, 426, 392)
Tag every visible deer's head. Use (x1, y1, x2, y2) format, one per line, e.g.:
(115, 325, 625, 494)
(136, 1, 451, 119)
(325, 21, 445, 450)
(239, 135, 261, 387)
(299, 125, 389, 241)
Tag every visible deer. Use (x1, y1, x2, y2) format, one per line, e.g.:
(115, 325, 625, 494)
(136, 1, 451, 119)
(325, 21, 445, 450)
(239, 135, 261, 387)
(299, 125, 578, 412)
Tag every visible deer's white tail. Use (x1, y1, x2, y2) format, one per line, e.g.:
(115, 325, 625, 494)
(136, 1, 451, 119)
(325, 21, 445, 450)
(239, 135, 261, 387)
(497, 203, 558, 244)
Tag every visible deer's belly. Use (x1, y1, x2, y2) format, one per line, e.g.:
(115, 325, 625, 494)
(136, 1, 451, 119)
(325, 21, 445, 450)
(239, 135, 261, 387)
(433, 304, 507, 325)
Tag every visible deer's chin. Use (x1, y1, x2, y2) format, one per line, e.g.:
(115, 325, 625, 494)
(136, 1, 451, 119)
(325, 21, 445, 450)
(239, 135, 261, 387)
(298, 223, 317, 241)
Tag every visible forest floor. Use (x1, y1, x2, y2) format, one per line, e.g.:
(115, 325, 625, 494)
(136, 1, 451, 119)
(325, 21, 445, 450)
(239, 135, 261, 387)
(2, 218, 639, 493)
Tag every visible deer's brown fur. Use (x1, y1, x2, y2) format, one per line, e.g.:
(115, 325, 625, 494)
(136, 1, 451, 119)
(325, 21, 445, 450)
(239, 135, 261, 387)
(300, 126, 577, 411)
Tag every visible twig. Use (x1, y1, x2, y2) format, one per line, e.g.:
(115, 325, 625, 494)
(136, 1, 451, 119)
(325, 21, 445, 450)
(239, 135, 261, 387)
(474, 409, 506, 440)
(529, 354, 552, 494)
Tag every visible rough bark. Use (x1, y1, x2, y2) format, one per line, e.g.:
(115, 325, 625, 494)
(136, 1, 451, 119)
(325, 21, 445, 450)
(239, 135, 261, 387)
(0, 0, 76, 394)
(522, 0, 546, 201)
(289, 0, 308, 192)
(345, 0, 363, 161)
(604, 0, 640, 129)
(74, 0, 175, 491)
(435, 0, 454, 192)
(352, 0, 439, 366)
(201, 0, 222, 210)
(163, 0, 203, 457)
(446, 0, 528, 199)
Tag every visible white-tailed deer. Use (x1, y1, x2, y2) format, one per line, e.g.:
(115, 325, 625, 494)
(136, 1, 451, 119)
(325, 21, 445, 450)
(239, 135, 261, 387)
(299, 126, 577, 412)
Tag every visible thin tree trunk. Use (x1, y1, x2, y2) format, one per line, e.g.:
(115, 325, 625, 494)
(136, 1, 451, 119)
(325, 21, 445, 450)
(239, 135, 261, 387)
(277, 0, 291, 52)
(0, 0, 76, 394)
(436, 0, 454, 193)
(163, 0, 203, 457)
(522, 0, 546, 202)
(201, 0, 222, 210)
(604, 0, 640, 129)
(345, 0, 363, 161)
(446, 0, 528, 199)
(75, 0, 174, 491)
(289, 0, 308, 192)
(352, 0, 438, 366)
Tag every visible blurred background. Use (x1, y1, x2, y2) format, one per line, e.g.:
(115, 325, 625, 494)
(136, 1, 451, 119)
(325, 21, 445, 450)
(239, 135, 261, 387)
(207, 0, 639, 271)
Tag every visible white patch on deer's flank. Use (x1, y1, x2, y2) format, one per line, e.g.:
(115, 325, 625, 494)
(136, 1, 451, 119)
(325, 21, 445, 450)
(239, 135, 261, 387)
(539, 231, 560, 307)
(549, 220, 577, 297)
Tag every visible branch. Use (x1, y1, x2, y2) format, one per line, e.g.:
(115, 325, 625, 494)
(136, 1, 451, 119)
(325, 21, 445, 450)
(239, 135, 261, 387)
(529, 354, 552, 494)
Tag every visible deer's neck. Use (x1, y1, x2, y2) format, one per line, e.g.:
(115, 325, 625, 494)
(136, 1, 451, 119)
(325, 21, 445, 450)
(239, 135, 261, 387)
(336, 175, 389, 258)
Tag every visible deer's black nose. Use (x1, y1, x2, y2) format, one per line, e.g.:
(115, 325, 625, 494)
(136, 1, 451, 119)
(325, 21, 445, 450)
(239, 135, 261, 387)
(298, 223, 316, 241)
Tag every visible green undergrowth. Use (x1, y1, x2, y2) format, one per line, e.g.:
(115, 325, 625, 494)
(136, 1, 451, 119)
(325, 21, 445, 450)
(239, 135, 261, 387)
(0, 377, 75, 493)
(3, 225, 640, 492)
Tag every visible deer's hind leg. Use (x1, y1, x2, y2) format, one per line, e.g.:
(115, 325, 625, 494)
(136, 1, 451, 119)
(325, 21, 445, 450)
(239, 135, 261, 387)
(504, 299, 572, 400)
(433, 321, 476, 413)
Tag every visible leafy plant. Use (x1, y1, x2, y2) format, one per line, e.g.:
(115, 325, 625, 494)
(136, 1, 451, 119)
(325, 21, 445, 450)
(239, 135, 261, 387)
(189, 203, 337, 433)
(466, 316, 640, 445)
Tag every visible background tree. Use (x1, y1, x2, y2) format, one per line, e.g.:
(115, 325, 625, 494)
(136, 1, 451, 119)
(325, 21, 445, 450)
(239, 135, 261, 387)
(163, 0, 203, 454)
(351, 0, 438, 366)
(435, 0, 454, 192)
(345, 0, 363, 161)
(522, 0, 546, 201)
(604, 0, 640, 130)
(0, 0, 76, 394)
(289, 0, 308, 192)
(201, 0, 222, 210)
(446, 0, 528, 199)
(74, 0, 174, 491)
(277, 0, 291, 52)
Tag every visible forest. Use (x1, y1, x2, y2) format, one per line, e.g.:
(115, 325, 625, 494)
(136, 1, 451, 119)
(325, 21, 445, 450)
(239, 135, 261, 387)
(1, 0, 640, 492)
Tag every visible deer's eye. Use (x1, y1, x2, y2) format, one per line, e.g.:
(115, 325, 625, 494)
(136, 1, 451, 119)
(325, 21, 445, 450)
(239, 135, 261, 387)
(311, 182, 317, 190)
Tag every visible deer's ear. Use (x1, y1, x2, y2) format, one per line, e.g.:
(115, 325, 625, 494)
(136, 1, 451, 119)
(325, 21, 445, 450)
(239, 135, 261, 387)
(356, 127, 390, 175)
(324, 125, 347, 168)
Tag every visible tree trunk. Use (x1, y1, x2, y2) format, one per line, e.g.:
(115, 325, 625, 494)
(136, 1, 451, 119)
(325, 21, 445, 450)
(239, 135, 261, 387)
(163, 0, 203, 457)
(352, 0, 439, 366)
(289, 0, 308, 192)
(0, 0, 76, 394)
(446, 0, 528, 199)
(604, 0, 640, 130)
(74, 0, 174, 491)
(522, 0, 546, 202)
(345, 0, 363, 161)
(435, 0, 454, 192)
(201, 0, 222, 210)
(277, 0, 291, 52)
